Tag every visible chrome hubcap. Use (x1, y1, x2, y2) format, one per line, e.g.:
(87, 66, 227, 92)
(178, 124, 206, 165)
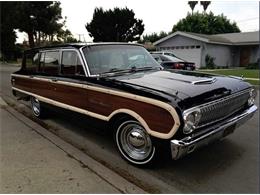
(129, 131, 145, 148)
(119, 122, 153, 161)
(31, 97, 40, 116)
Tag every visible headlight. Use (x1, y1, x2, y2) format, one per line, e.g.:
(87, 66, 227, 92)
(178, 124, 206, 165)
(248, 88, 257, 106)
(183, 109, 202, 134)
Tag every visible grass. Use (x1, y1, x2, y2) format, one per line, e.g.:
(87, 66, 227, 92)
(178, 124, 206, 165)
(197, 69, 259, 85)
(246, 79, 260, 85)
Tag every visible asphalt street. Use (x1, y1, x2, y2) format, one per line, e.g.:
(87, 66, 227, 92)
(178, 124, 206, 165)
(1, 64, 259, 193)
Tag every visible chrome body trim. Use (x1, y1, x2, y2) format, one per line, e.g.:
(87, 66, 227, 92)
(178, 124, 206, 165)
(171, 105, 257, 160)
(79, 47, 92, 76)
(60, 48, 88, 77)
(38, 48, 88, 77)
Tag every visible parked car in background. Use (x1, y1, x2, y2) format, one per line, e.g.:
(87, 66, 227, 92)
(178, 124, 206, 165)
(151, 51, 196, 70)
(11, 43, 257, 166)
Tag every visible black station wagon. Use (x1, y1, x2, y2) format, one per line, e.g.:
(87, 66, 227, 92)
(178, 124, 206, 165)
(11, 43, 257, 165)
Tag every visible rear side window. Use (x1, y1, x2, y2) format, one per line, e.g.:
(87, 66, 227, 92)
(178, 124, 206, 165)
(43, 51, 60, 75)
(61, 51, 85, 76)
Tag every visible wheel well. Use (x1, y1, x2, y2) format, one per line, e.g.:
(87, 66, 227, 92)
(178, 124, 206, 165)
(108, 113, 136, 128)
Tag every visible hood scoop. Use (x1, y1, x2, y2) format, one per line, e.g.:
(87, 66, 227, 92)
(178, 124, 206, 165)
(163, 76, 217, 85)
(191, 78, 217, 85)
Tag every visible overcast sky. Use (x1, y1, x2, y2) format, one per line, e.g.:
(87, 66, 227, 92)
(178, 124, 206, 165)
(16, 0, 259, 43)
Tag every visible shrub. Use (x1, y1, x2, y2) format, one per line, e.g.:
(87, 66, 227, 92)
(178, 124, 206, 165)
(205, 54, 216, 69)
(246, 62, 259, 69)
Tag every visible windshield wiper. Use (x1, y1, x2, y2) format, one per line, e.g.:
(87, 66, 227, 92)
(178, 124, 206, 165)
(99, 68, 130, 77)
(133, 66, 161, 72)
(99, 66, 161, 77)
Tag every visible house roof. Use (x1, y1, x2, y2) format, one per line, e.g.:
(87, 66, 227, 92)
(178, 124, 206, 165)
(153, 31, 259, 46)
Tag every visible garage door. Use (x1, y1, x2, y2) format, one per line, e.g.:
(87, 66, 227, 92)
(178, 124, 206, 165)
(164, 47, 202, 68)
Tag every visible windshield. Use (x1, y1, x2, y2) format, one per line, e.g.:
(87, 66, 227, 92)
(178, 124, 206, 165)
(83, 45, 161, 75)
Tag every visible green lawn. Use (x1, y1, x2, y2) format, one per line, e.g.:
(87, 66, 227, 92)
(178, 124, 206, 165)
(197, 69, 259, 85)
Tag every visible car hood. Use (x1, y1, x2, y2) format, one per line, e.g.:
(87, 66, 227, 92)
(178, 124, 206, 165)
(109, 70, 251, 107)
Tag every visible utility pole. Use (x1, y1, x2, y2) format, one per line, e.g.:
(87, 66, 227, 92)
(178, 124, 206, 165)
(76, 34, 85, 42)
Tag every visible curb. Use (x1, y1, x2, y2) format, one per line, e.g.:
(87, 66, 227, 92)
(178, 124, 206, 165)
(1, 97, 146, 194)
(0, 62, 20, 67)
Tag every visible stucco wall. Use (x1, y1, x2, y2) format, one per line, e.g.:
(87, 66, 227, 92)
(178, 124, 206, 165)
(155, 35, 203, 67)
(250, 45, 260, 63)
(201, 43, 233, 67)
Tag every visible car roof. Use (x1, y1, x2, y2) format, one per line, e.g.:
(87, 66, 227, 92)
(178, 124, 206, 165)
(25, 42, 144, 52)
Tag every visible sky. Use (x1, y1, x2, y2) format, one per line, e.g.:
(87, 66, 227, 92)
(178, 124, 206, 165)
(16, 0, 259, 43)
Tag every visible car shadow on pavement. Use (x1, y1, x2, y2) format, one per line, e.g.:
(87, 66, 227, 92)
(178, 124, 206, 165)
(5, 98, 253, 193)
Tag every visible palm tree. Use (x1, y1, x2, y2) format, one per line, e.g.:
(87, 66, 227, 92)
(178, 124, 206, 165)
(200, 1, 211, 12)
(188, 1, 198, 14)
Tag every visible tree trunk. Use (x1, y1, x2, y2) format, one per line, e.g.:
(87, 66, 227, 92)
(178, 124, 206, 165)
(27, 31, 35, 48)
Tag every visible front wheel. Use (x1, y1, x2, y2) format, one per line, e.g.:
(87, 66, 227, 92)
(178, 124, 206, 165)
(115, 120, 156, 165)
(30, 97, 47, 118)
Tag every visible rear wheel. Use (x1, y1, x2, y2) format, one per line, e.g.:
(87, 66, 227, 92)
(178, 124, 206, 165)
(115, 119, 156, 166)
(30, 97, 46, 118)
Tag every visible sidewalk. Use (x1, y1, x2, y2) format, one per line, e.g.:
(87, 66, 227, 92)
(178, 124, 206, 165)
(0, 98, 145, 193)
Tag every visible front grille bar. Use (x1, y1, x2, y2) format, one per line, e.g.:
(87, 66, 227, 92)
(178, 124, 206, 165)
(184, 89, 251, 129)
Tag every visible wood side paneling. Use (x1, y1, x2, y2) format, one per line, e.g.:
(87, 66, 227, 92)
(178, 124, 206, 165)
(13, 76, 175, 134)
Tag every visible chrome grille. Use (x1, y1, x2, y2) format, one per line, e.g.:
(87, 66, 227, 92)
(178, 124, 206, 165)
(198, 90, 250, 127)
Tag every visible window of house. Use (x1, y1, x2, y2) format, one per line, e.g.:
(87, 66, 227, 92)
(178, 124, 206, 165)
(196, 45, 201, 48)
(61, 51, 85, 76)
(43, 51, 60, 75)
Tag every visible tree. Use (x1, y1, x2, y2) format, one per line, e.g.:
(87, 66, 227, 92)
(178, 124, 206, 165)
(139, 31, 168, 43)
(14, 1, 67, 48)
(86, 7, 145, 42)
(188, 1, 198, 14)
(172, 12, 240, 34)
(200, 1, 211, 12)
(0, 2, 17, 60)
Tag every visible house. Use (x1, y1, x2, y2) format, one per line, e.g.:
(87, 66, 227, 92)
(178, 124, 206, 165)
(153, 31, 259, 68)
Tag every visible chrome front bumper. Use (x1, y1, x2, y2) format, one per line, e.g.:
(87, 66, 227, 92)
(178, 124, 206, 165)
(170, 105, 257, 160)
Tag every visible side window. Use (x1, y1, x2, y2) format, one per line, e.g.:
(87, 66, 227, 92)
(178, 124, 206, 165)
(153, 55, 162, 63)
(61, 51, 85, 76)
(39, 52, 45, 72)
(43, 51, 60, 75)
(25, 51, 39, 73)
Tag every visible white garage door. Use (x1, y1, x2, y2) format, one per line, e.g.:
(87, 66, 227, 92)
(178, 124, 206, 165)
(166, 48, 202, 68)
